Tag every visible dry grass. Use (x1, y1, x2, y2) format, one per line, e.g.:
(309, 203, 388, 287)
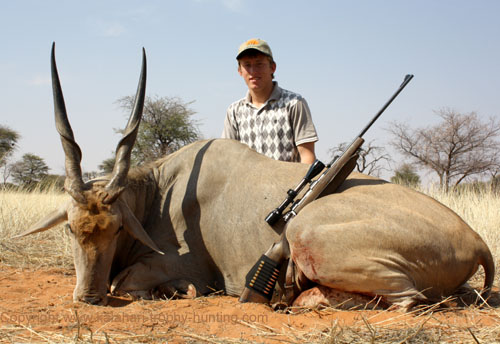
(0, 185, 72, 269)
(2, 306, 500, 343)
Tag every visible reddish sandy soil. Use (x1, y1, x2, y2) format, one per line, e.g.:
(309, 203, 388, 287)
(1, 264, 499, 343)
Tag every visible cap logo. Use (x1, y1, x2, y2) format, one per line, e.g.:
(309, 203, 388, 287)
(244, 39, 261, 46)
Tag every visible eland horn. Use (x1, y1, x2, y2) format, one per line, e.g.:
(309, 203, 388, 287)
(51, 42, 87, 204)
(104, 48, 147, 204)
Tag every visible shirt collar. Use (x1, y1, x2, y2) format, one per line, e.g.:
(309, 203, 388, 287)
(245, 81, 282, 105)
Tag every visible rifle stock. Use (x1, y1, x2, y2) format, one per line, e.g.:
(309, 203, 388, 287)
(285, 137, 364, 221)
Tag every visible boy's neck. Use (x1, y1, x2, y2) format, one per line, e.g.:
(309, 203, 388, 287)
(249, 83, 274, 107)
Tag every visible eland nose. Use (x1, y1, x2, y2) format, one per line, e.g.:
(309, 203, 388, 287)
(78, 294, 108, 306)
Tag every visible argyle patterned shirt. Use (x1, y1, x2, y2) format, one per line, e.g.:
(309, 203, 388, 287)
(222, 82, 318, 162)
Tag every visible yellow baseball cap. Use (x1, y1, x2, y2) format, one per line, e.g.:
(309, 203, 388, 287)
(236, 38, 273, 60)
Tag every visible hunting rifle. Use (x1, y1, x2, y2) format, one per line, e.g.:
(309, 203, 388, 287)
(239, 74, 414, 304)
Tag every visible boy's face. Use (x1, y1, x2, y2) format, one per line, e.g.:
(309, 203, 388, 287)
(238, 53, 276, 92)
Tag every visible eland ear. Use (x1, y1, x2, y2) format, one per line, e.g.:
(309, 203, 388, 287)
(118, 200, 164, 255)
(13, 206, 68, 238)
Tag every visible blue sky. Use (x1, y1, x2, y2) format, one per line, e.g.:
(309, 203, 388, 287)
(2, 1, 500, 182)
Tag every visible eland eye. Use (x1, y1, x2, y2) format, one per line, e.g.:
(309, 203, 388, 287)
(116, 226, 124, 235)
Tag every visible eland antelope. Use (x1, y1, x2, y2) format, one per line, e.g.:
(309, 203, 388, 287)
(16, 45, 495, 310)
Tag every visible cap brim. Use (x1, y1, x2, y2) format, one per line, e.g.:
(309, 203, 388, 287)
(237, 48, 272, 60)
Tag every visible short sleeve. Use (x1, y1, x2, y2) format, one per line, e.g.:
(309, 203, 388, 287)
(290, 98, 318, 146)
(221, 107, 239, 140)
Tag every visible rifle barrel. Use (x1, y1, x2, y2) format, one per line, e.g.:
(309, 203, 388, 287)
(358, 74, 414, 138)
